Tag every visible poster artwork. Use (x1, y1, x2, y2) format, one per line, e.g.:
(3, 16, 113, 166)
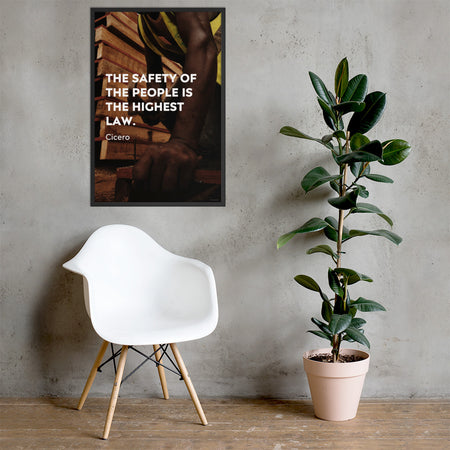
(91, 9, 225, 205)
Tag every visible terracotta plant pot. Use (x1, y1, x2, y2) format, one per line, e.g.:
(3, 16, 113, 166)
(303, 347, 370, 421)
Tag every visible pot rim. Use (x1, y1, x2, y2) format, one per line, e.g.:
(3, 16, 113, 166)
(303, 347, 370, 364)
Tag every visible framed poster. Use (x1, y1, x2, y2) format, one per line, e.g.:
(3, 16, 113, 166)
(91, 9, 225, 205)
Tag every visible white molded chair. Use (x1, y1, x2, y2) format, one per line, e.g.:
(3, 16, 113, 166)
(63, 224, 218, 439)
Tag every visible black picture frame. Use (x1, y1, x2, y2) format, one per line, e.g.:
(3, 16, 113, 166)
(91, 8, 225, 206)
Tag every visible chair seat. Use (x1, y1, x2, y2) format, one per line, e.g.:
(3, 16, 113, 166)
(92, 314, 216, 346)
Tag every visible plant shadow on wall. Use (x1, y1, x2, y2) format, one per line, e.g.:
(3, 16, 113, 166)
(277, 58, 410, 421)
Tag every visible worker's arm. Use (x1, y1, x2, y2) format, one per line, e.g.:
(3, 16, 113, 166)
(133, 12, 218, 194)
(129, 47, 168, 127)
(169, 11, 218, 149)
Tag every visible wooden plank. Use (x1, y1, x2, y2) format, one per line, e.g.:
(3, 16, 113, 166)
(116, 166, 221, 185)
(96, 57, 132, 78)
(95, 25, 145, 64)
(111, 12, 140, 38)
(104, 13, 143, 50)
(99, 140, 150, 160)
(94, 33, 182, 80)
(97, 42, 146, 75)
(94, 168, 116, 202)
(161, 56, 183, 76)
(152, 128, 171, 143)
(122, 11, 138, 23)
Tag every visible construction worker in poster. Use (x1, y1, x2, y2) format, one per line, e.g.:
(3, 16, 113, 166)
(130, 11, 222, 200)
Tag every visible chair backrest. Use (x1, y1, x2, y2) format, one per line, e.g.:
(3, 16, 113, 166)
(63, 225, 218, 340)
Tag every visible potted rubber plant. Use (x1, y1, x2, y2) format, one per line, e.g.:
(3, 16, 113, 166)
(278, 58, 410, 421)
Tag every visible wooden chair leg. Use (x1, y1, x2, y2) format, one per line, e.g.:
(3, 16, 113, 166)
(153, 345, 169, 400)
(77, 340, 109, 410)
(102, 345, 128, 440)
(170, 343, 208, 425)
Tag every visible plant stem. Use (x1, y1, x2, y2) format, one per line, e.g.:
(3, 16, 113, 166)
(332, 335, 340, 363)
(336, 132, 350, 268)
(333, 132, 350, 362)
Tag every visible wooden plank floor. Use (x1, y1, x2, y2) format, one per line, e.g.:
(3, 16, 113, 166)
(0, 398, 449, 449)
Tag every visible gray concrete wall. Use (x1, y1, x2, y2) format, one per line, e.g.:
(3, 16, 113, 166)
(1, 0, 449, 399)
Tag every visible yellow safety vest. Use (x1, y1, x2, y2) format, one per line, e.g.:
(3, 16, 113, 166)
(138, 12, 222, 85)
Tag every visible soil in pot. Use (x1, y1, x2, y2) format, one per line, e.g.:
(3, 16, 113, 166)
(308, 352, 365, 363)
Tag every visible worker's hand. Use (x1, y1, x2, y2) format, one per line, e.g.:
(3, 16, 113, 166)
(132, 139, 200, 194)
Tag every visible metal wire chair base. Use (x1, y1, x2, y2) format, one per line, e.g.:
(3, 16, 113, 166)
(96, 343, 183, 385)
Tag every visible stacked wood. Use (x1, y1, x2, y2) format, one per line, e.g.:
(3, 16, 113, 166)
(94, 11, 176, 162)
(115, 166, 222, 202)
(95, 12, 144, 50)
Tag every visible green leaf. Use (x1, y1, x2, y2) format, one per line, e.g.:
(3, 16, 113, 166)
(319, 289, 329, 303)
(345, 327, 370, 348)
(351, 297, 386, 312)
(351, 317, 367, 328)
(337, 152, 381, 164)
(306, 244, 338, 260)
(355, 185, 369, 198)
(329, 314, 352, 334)
(324, 216, 350, 242)
(318, 97, 337, 122)
(308, 330, 332, 341)
(301, 167, 341, 193)
(365, 174, 394, 183)
(323, 111, 337, 131)
(279, 126, 334, 150)
(328, 189, 359, 210)
(335, 57, 349, 99)
(277, 218, 330, 248)
(351, 202, 394, 226)
(328, 268, 343, 297)
(311, 317, 332, 335)
(334, 268, 373, 284)
(309, 71, 334, 105)
(381, 139, 411, 165)
(293, 218, 330, 234)
(348, 229, 402, 245)
(329, 180, 340, 193)
(321, 301, 333, 322)
(342, 74, 368, 103)
(350, 162, 364, 178)
(336, 140, 383, 164)
(294, 275, 321, 292)
(324, 226, 339, 242)
(333, 101, 365, 115)
(333, 130, 346, 140)
(348, 91, 386, 136)
(350, 133, 370, 151)
(325, 216, 338, 228)
(350, 157, 370, 178)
